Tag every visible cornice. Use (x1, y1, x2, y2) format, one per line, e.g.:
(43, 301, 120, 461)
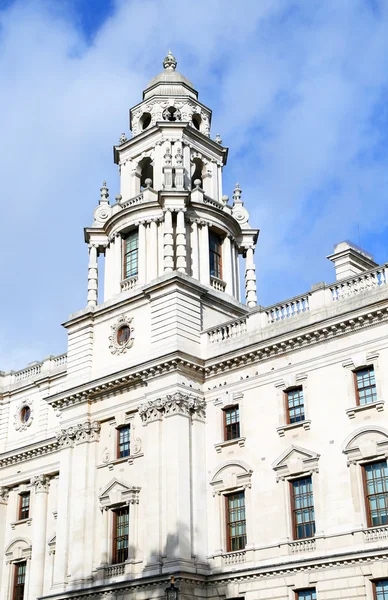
(0, 437, 59, 468)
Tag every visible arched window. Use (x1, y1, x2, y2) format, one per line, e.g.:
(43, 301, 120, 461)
(191, 157, 204, 188)
(139, 112, 151, 131)
(138, 157, 153, 190)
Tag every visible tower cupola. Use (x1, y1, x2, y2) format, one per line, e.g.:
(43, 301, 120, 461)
(84, 53, 259, 308)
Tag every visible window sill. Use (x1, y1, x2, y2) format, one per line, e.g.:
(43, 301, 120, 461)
(97, 453, 144, 470)
(346, 400, 384, 419)
(11, 518, 32, 530)
(277, 420, 311, 437)
(215, 437, 246, 453)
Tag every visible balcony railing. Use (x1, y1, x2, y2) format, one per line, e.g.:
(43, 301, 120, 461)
(266, 294, 310, 324)
(210, 276, 226, 293)
(330, 265, 387, 301)
(207, 318, 247, 344)
(104, 563, 125, 578)
(120, 275, 138, 292)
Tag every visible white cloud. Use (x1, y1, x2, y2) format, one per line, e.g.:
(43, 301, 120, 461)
(1, 0, 388, 369)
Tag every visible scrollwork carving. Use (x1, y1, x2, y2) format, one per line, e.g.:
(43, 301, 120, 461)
(31, 474, 50, 493)
(56, 420, 101, 447)
(139, 392, 206, 424)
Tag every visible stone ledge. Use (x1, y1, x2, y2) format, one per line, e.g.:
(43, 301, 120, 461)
(277, 420, 311, 437)
(11, 518, 32, 530)
(346, 400, 384, 419)
(214, 437, 246, 453)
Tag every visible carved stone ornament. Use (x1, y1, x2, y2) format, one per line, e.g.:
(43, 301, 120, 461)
(14, 399, 34, 432)
(31, 474, 50, 493)
(139, 392, 206, 424)
(0, 487, 10, 503)
(56, 420, 101, 447)
(109, 314, 134, 355)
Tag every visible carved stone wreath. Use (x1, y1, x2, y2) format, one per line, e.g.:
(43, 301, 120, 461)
(109, 314, 134, 355)
(14, 399, 34, 432)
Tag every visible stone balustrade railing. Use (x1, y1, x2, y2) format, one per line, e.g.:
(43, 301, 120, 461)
(121, 275, 138, 292)
(0, 353, 67, 388)
(222, 550, 246, 565)
(266, 294, 310, 323)
(363, 526, 388, 542)
(207, 318, 247, 344)
(288, 538, 316, 553)
(104, 563, 125, 578)
(202, 262, 388, 348)
(210, 276, 227, 293)
(330, 265, 387, 301)
(120, 193, 144, 210)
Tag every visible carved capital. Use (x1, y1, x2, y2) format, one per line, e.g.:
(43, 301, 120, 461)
(56, 420, 101, 447)
(0, 487, 9, 503)
(139, 393, 206, 424)
(31, 474, 50, 494)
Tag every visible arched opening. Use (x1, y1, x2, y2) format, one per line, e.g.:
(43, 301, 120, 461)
(192, 113, 201, 130)
(140, 112, 151, 130)
(163, 106, 180, 122)
(138, 157, 153, 189)
(191, 157, 204, 188)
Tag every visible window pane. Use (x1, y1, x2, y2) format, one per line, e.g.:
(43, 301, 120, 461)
(226, 492, 246, 551)
(113, 508, 129, 563)
(118, 426, 130, 458)
(376, 579, 388, 600)
(297, 590, 317, 600)
(209, 232, 222, 279)
(365, 461, 388, 526)
(286, 387, 305, 423)
(355, 366, 377, 405)
(124, 231, 139, 278)
(224, 406, 240, 440)
(14, 561, 26, 600)
(19, 494, 30, 520)
(291, 477, 315, 539)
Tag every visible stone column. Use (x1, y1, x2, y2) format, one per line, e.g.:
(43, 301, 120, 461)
(223, 235, 233, 294)
(244, 246, 257, 307)
(191, 221, 199, 279)
(29, 475, 50, 600)
(100, 508, 110, 566)
(176, 210, 187, 273)
(236, 244, 241, 301)
(52, 440, 72, 590)
(0, 488, 9, 591)
(199, 222, 210, 286)
(191, 402, 207, 566)
(138, 222, 146, 285)
(163, 209, 174, 273)
(149, 219, 158, 280)
(87, 244, 98, 307)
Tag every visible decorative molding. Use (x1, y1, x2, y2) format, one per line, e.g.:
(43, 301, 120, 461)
(214, 437, 246, 453)
(11, 518, 32, 530)
(13, 398, 34, 432)
(5, 537, 32, 564)
(109, 314, 135, 355)
(272, 445, 320, 481)
(210, 460, 253, 496)
(99, 478, 140, 509)
(0, 487, 10, 503)
(342, 426, 388, 465)
(139, 392, 206, 424)
(277, 420, 311, 437)
(56, 421, 101, 447)
(31, 474, 50, 494)
(0, 439, 59, 468)
(346, 400, 384, 419)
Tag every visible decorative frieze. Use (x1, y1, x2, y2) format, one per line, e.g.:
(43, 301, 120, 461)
(139, 392, 206, 424)
(56, 420, 101, 447)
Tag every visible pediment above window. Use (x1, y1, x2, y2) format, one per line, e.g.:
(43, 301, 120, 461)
(99, 478, 141, 509)
(210, 460, 253, 496)
(272, 445, 320, 481)
(5, 537, 32, 564)
(342, 426, 388, 465)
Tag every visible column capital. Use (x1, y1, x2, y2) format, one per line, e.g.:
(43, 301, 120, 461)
(0, 486, 9, 503)
(139, 393, 206, 425)
(31, 474, 50, 494)
(56, 420, 101, 447)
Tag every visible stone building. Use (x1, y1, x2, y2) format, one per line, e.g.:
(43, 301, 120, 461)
(1, 52, 388, 600)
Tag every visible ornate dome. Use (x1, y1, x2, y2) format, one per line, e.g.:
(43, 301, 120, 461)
(143, 51, 198, 100)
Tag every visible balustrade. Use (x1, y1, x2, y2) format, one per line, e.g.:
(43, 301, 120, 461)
(120, 275, 139, 292)
(210, 276, 226, 293)
(222, 550, 246, 565)
(266, 295, 310, 323)
(207, 318, 247, 344)
(288, 538, 316, 553)
(330, 266, 387, 301)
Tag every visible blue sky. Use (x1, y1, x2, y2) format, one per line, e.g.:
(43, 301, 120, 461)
(1, 0, 388, 370)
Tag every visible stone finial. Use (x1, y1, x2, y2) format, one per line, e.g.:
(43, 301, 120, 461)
(119, 132, 127, 144)
(215, 133, 222, 144)
(163, 50, 177, 71)
(100, 181, 109, 203)
(144, 178, 152, 188)
(194, 179, 201, 188)
(232, 183, 242, 204)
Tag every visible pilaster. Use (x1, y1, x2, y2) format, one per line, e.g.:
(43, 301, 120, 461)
(29, 475, 50, 600)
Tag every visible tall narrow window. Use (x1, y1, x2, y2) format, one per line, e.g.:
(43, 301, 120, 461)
(285, 387, 305, 423)
(354, 366, 377, 405)
(296, 590, 316, 600)
(291, 476, 316, 539)
(112, 507, 129, 564)
(13, 561, 26, 600)
(209, 231, 222, 280)
(223, 406, 240, 441)
(363, 460, 388, 527)
(117, 426, 130, 459)
(375, 580, 388, 599)
(123, 230, 139, 279)
(225, 492, 246, 551)
(18, 493, 30, 521)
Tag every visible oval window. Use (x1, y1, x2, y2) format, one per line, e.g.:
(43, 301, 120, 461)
(20, 406, 31, 423)
(117, 325, 131, 346)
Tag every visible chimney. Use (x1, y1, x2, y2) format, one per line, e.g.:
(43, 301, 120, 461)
(327, 241, 377, 281)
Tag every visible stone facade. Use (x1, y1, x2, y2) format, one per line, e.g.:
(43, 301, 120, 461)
(0, 52, 388, 600)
